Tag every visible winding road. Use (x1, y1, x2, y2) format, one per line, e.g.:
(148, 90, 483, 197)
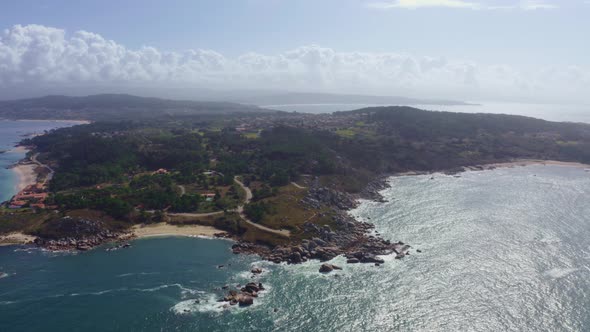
(31, 153, 54, 185)
(168, 176, 290, 237)
(290, 181, 306, 189)
(233, 176, 291, 237)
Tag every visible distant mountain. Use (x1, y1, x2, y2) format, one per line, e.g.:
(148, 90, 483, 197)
(0, 94, 270, 121)
(234, 92, 472, 106)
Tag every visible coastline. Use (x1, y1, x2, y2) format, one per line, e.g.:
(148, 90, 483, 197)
(13, 119, 90, 125)
(473, 159, 590, 170)
(132, 223, 227, 239)
(12, 163, 38, 192)
(7, 145, 30, 154)
(0, 232, 36, 246)
(393, 159, 590, 178)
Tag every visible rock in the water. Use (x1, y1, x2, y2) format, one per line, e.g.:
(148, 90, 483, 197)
(319, 263, 342, 273)
(242, 282, 260, 293)
(347, 258, 360, 264)
(319, 263, 334, 273)
(355, 253, 385, 264)
(238, 295, 254, 306)
(251, 267, 263, 274)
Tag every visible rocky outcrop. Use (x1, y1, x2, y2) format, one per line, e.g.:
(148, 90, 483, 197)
(232, 211, 409, 266)
(221, 282, 266, 307)
(319, 263, 342, 273)
(358, 175, 391, 203)
(33, 216, 133, 251)
(232, 175, 411, 268)
(301, 187, 358, 210)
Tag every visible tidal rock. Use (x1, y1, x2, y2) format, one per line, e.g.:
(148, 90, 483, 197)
(251, 267, 263, 274)
(319, 263, 342, 273)
(242, 282, 260, 293)
(289, 251, 302, 264)
(357, 253, 385, 264)
(238, 295, 254, 306)
(77, 244, 91, 251)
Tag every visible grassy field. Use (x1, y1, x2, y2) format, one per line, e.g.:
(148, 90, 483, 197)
(242, 132, 260, 139)
(0, 210, 52, 235)
(335, 128, 356, 138)
(250, 183, 336, 242)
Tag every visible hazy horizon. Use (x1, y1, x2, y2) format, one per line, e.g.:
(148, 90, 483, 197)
(0, 0, 589, 104)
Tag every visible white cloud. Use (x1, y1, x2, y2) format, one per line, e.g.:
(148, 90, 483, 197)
(0, 24, 588, 103)
(519, 0, 558, 10)
(367, 0, 558, 10)
(368, 0, 479, 9)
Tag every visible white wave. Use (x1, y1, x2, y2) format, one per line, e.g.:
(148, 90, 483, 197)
(136, 283, 201, 296)
(544, 268, 579, 279)
(13, 247, 39, 253)
(170, 293, 227, 315)
(233, 261, 273, 280)
(116, 271, 160, 278)
(69, 287, 129, 296)
(66, 284, 198, 297)
(116, 273, 134, 277)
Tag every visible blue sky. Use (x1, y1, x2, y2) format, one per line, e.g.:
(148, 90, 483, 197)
(0, 0, 588, 102)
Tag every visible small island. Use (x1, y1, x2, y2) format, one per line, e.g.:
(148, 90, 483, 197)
(2, 95, 590, 271)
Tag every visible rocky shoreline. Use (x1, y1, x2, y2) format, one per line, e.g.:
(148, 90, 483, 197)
(232, 177, 411, 267)
(31, 216, 135, 251)
(33, 231, 135, 251)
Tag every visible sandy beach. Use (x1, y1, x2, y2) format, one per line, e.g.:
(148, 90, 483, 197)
(15, 119, 90, 125)
(7, 145, 30, 154)
(473, 159, 590, 171)
(12, 163, 38, 191)
(0, 232, 36, 246)
(132, 223, 226, 238)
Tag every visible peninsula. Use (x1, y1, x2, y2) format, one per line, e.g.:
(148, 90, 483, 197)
(2, 94, 590, 266)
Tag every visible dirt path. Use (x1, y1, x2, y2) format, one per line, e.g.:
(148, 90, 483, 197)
(290, 181, 306, 189)
(233, 176, 290, 237)
(233, 176, 253, 203)
(31, 153, 54, 185)
(157, 177, 290, 237)
(178, 185, 186, 196)
(168, 211, 224, 218)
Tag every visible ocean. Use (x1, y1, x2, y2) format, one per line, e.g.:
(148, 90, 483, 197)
(0, 120, 82, 203)
(2, 164, 590, 331)
(0, 120, 82, 202)
(265, 102, 590, 123)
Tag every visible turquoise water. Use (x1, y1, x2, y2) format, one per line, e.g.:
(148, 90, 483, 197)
(0, 120, 81, 202)
(2, 165, 590, 331)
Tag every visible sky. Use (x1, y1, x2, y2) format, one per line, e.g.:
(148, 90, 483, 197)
(0, 0, 589, 103)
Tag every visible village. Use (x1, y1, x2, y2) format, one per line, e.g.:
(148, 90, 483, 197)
(6, 153, 55, 210)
